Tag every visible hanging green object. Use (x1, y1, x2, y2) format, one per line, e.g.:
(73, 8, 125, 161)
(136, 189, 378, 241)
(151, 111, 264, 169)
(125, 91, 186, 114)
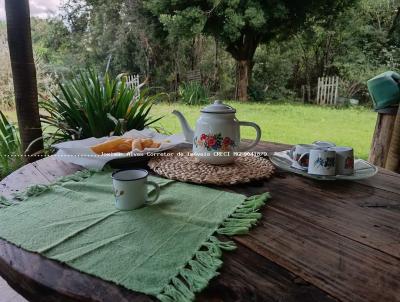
(367, 71, 400, 110)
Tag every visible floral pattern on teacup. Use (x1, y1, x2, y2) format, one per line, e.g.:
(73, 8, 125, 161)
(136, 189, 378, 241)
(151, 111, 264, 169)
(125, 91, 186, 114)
(345, 156, 354, 169)
(313, 157, 335, 169)
(194, 133, 236, 151)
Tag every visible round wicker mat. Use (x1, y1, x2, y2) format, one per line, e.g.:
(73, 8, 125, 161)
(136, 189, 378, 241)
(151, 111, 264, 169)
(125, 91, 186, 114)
(148, 154, 274, 186)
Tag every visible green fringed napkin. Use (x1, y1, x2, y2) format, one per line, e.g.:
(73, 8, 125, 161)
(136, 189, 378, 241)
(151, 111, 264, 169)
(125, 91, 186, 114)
(0, 170, 269, 301)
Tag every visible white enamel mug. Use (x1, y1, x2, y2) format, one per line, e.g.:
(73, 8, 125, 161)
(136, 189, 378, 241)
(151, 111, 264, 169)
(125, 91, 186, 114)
(112, 169, 160, 211)
(307, 149, 336, 176)
(329, 146, 354, 175)
(290, 144, 316, 169)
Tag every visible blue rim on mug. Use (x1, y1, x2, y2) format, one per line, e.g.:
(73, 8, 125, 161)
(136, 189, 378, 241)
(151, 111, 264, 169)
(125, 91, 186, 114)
(111, 169, 149, 181)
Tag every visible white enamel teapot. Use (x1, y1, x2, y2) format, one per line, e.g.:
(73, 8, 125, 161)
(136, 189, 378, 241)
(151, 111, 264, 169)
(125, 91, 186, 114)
(172, 100, 261, 165)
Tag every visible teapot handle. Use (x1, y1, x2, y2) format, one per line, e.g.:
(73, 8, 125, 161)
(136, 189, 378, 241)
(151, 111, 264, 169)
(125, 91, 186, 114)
(238, 121, 261, 151)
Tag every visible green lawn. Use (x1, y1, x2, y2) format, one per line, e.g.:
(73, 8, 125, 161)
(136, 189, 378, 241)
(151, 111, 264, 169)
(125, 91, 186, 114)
(150, 102, 376, 159)
(3, 102, 377, 159)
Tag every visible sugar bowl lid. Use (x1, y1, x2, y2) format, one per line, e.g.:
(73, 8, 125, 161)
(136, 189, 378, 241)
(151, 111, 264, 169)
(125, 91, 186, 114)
(201, 100, 236, 113)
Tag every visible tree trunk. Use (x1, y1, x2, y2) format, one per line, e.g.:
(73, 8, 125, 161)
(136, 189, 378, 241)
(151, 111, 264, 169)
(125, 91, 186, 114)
(6, 0, 43, 162)
(227, 33, 259, 101)
(212, 38, 220, 92)
(236, 60, 251, 101)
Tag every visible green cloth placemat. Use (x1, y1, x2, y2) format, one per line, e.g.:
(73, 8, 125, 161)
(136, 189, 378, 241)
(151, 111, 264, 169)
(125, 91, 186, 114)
(0, 170, 269, 301)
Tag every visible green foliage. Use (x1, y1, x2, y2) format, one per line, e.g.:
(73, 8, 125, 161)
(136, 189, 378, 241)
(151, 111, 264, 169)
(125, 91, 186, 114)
(220, 0, 400, 104)
(159, 7, 206, 39)
(178, 82, 209, 105)
(287, 0, 400, 103)
(1, 20, 60, 109)
(0, 111, 22, 179)
(251, 42, 296, 101)
(40, 70, 163, 142)
(0, 23, 14, 109)
(145, 0, 356, 100)
(4, 0, 400, 105)
(146, 1, 354, 50)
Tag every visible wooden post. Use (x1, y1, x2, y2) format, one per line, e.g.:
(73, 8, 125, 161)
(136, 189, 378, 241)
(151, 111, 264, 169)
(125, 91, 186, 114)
(5, 0, 43, 162)
(334, 77, 339, 105)
(385, 107, 400, 172)
(327, 77, 332, 104)
(369, 108, 398, 168)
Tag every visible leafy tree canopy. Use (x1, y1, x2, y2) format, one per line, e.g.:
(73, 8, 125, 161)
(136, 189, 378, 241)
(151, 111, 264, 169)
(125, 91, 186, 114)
(145, 0, 357, 100)
(146, 0, 356, 60)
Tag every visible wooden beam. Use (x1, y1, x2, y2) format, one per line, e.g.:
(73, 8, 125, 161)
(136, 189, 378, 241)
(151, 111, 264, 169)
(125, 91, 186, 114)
(369, 109, 397, 168)
(385, 107, 400, 172)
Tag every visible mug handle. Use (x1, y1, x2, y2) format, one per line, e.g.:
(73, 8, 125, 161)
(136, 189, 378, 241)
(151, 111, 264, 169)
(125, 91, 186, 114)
(146, 181, 160, 204)
(237, 121, 262, 151)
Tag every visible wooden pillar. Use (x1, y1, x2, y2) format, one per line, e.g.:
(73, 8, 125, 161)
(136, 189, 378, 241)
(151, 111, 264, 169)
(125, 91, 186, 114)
(5, 0, 43, 162)
(385, 107, 400, 172)
(369, 107, 398, 170)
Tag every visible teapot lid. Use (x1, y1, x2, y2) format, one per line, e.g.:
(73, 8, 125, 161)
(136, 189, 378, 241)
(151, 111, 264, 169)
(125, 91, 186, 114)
(201, 100, 236, 113)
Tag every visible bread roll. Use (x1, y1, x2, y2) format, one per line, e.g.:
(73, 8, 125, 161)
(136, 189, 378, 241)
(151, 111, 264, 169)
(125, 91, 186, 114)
(150, 142, 161, 148)
(132, 139, 144, 151)
(141, 138, 154, 148)
(91, 138, 132, 154)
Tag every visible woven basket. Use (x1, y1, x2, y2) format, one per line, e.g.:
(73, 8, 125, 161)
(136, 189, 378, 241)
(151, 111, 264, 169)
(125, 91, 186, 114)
(148, 154, 274, 186)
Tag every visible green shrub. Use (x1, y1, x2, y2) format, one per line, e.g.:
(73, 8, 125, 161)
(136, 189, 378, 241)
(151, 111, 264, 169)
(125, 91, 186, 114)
(40, 70, 163, 142)
(251, 42, 295, 101)
(178, 82, 209, 105)
(0, 110, 22, 179)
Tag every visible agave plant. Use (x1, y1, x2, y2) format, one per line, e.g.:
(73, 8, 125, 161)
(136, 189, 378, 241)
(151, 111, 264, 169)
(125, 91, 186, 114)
(0, 111, 22, 179)
(40, 70, 163, 142)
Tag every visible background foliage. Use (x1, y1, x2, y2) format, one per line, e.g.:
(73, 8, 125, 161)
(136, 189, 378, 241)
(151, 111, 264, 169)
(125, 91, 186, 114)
(0, 110, 22, 178)
(0, 0, 399, 106)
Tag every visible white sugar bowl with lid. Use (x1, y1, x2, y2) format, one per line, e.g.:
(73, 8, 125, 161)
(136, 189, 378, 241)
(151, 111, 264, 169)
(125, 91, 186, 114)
(172, 100, 261, 165)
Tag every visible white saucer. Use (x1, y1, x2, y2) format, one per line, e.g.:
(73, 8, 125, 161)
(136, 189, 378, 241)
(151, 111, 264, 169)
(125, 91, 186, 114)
(270, 150, 378, 181)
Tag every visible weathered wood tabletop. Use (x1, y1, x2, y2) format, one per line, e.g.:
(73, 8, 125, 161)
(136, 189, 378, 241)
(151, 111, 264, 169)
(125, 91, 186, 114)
(0, 141, 399, 302)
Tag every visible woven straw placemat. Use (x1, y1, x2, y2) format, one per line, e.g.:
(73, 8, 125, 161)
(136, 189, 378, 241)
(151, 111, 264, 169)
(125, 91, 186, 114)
(148, 154, 274, 186)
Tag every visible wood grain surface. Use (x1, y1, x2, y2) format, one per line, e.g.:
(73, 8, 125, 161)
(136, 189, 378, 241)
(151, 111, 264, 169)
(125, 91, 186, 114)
(369, 112, 396, 168)
(0, 141, 399, 302)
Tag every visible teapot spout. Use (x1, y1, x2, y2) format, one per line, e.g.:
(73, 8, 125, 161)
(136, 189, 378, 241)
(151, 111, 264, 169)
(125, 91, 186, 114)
(172, 110, 194, 143)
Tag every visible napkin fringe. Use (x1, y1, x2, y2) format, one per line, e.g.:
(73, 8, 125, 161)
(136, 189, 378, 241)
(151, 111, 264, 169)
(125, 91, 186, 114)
(0, 195, 14, 207)
(157, 192, 270, 302)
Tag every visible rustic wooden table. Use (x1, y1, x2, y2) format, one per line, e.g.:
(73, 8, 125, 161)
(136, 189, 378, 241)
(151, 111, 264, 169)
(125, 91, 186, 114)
(0, 141, 399, 302)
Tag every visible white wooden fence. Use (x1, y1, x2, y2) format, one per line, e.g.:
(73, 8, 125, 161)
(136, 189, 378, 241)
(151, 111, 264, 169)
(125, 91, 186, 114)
(126, 74, 140, 99)
(316, 76, 339, 105)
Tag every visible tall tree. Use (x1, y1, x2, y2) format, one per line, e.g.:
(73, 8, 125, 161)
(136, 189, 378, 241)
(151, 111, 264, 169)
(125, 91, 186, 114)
(145, 0, 355, 101)
(5, 0, 43, 161)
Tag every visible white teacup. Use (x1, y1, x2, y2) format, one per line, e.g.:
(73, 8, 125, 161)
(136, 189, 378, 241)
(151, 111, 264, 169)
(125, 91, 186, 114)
(307, 149, 336, 175)
(329, 146, 354, 175)
(290, 144, 316, 169)
(112, 169, 160, 211)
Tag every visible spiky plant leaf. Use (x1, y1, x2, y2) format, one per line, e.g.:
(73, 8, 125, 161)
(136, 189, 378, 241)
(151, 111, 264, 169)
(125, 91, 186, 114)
(40, 70, 163, 142)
